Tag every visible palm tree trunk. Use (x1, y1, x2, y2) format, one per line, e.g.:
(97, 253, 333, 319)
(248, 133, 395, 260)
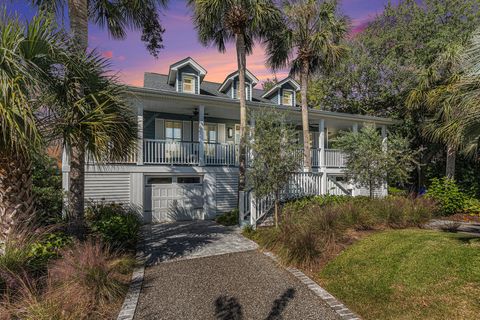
(0, 152, 35, 245)
(236, 33, 247, 194)
(68, 0, 88, 51)
(300, 59, 311, 171)
(67, 0, 88, 236)
(68, 141, 86, 237)
(446, 144, 456, 180)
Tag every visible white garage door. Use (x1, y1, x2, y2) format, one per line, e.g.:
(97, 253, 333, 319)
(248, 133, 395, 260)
(148, 176, 204, 222)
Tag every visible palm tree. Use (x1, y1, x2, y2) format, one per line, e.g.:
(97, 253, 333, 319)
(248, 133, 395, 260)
(33, 0, 168, 54)
(188, 0, 281, 195)
(0, 12, 64, 242)
(32, 0, 166, 225)
(266, 0, 349, 171)
(406, 44, 464, 179)
(47, 50, 138, 235)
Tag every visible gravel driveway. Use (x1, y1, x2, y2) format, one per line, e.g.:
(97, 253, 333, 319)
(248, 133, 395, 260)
(134, 221, 340, 320)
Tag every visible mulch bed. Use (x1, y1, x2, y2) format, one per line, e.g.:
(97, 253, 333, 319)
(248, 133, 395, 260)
(441, 213, 480, 223)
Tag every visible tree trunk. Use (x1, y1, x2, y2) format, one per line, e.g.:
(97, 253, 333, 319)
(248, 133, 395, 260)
(369, 179, 374, 199)
(68, 0, 89, 51)
(300, 59, 311, 171)
(0, 152, 35, 245)
(236, 33, 247, 195)
(68, 141, 86, 238)
(446, 145, 456, 180)
(67, 0, 88, 237)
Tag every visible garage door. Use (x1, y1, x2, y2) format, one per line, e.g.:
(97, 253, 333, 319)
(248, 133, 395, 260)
(148, 176, 204, 222)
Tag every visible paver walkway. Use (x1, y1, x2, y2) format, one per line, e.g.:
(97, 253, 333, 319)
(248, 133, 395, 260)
(134, 221, 340, 320)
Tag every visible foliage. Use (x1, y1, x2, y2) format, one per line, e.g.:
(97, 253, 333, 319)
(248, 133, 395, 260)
(31, 153, 63, 225)
(265, 0, 349, 170)
(34, 0, 168, 57)
(318, 229, 480, 320)
(426, 177, 466, 215)
(29, 232, 72, 266)
(2, 240, 134, 319)
(249, 196, 437, 266)
(463, 197, 480, 215)
(335, 125, 417, 198)
(246, 108, 302, 226)
(86, 203, 141, 250)
(215, 209, 239, 226)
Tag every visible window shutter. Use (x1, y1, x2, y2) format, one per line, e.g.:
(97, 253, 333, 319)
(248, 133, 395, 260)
(183, 121, 192, 141)
(218, 124, 226, 143)
(196, 76, 200, 94)
(155, 119, 165, 140)
(193, 121, 199, 141)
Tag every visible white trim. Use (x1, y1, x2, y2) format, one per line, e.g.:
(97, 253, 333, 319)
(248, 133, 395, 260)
(218, 70, 259, 92)
(282, 89, 294, 106)
(262, 77, 301, 99)
(182, 73, 197, 94)
(167, 57, 207, 84)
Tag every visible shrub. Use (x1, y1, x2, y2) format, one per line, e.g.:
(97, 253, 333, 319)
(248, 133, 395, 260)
(252, 195, 438, 266)
(29, 232, 73, 266)
(86, 202, 141, 250)
(47, 240, 133, 317)
(31, 153, 63, 225)
(426, 177, 466, 215)
(463, 198, 480, 215)
(215, 209, 239, 226)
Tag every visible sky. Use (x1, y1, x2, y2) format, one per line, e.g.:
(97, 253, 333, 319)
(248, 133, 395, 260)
(7, 0, 398, 86)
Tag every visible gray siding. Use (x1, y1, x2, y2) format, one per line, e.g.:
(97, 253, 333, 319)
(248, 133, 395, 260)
(177, 65, 200, 94)
(85, 173, 131, 204)
(216, 173, 238, 213)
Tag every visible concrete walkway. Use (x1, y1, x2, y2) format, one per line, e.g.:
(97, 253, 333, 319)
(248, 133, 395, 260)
(134, 221, 341, 320)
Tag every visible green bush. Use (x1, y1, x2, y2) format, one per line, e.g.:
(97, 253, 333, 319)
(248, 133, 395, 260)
(86, 203, 141, 251)
(463, 198, 480, 215)
(252, 195, 438, 266)
(31, 154, 63, 225)
(29, 232, 73, 266)
(426, 177, 466, 215)
(215, 209, 239, 226)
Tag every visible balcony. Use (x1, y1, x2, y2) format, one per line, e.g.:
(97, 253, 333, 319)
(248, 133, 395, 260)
(139, 140, 346, 168)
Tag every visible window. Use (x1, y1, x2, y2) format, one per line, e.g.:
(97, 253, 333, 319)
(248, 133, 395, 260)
(203, 124, 217, 143)
(147, 177, 172, 184)
(165, 121, 182, 141)
(282, 90, 293, 106)
(235, 84, 249, 100)
(182, 75, 195, 93)
(177, 176, 201, 184)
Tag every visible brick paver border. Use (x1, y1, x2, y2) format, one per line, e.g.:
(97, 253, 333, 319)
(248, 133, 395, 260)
(263, 251, 361, 320)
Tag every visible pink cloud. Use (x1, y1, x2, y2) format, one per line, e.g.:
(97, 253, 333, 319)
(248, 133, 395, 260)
(102, 50, 114, 59)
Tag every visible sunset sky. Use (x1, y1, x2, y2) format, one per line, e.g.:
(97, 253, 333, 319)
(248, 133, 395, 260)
(8, 0, 398, 86)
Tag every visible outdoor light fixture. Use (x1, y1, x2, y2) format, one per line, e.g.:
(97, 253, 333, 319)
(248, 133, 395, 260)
(228, 127, 233, 138)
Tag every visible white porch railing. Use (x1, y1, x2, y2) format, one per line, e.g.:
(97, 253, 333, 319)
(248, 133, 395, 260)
(240, 172, 323, 227)
(143, 140, 199, 165)
(325, 149, 347, 167)
(204, 143, 238, 166)
(140, 140, 347, 168)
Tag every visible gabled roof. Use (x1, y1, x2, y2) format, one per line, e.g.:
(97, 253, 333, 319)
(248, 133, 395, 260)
(261, 77, 301, 99)
(167, 57, 207, 85)
(218, 69, 259, 93)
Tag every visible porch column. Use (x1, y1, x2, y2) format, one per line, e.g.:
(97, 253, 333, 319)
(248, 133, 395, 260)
(319, 119, 327, 195)
(137, 105, 144, 165)
(61, 146, 70, 215)
(350, 122, 358, 196)
(381, 124, 388, 197)
(198, 105, 205, 166)
(381, 125, 387, 151)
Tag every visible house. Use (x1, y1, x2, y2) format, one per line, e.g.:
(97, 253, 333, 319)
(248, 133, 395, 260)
(61, 57, 395, 225)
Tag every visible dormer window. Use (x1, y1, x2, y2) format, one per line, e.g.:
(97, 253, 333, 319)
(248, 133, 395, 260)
(282, 90, 293, 106)
(219, 70, 258, 101)
(183, 75, 195, 93)
(235, 84, 250, 100)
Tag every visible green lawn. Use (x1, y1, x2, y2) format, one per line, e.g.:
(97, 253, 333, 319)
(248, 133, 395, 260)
(317, 229, 480, 320)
